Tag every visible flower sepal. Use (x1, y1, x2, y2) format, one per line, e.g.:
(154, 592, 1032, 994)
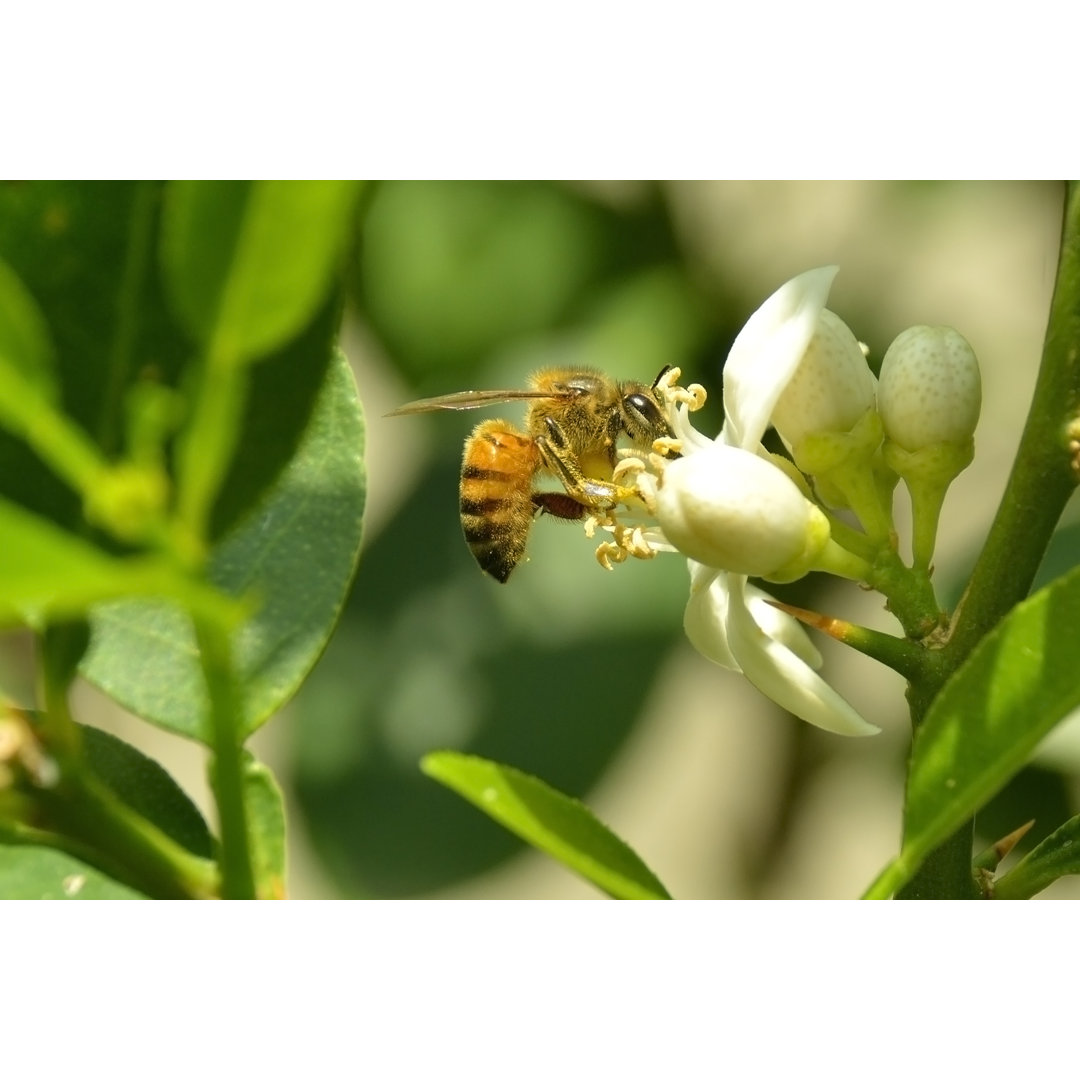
(882, 437, 975, 490)
(787, 406, 883, 479)
(788, 408, 894, 542)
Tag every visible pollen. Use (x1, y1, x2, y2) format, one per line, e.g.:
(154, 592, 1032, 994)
(612, 455, 646, 483)
(595, 541, 626, 570)
(593, 518, 659, 570)
(654, 366, 707, 411)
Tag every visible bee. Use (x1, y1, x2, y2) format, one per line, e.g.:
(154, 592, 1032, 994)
(388, 367, 676, 582)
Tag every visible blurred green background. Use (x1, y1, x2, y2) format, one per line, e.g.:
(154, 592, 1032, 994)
(52, 181, 1080, 898)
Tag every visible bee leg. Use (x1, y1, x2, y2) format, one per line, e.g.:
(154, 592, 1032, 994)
(532, 492, 588, 520)
(536, 417, 637, 507)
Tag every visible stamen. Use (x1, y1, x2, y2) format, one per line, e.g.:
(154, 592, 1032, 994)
(595, 541, 626, 570)
(662, 380, 707, 411)
(651, 436, 682, 457)
(583, 512, 608, 539)
(612, 456, 646, 483)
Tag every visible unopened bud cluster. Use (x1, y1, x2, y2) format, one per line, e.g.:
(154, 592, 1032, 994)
(757, 300, 980, 573)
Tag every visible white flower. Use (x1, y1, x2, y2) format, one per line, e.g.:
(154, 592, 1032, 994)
(635, 267, 879, 737)
(654, 446, 831, 578)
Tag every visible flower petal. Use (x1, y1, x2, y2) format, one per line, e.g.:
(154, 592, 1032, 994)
(683, 568, 839, 685)
(655, 443, 823, 576)
(723, 266, 838, 451)
(683, 564, 738, 669)
(742, 582, 822, 669)
(725, 576, 880, 737)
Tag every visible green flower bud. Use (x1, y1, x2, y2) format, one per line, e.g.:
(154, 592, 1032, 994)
(878, 325, 980, 570)
(878, 325, 981, 451)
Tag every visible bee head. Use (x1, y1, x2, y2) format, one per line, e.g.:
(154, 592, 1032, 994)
(621, 388, 672, 444)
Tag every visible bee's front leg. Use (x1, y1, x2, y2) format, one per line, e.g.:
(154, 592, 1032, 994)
(535, 417, 638, 508)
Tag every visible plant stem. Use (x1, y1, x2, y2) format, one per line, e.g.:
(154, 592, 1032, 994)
(948, 182, 1080, 663)
(195, 615, 256, 899)
(38, 775, 219, 899)
(97, 181, 159, 453)
(896, 182, 1080, 899)
(33, 629, 219, 898)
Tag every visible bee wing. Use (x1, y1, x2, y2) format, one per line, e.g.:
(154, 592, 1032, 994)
(386, 387, 571, 416)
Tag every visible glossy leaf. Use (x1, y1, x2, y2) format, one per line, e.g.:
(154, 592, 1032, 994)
(243, 755, 287, 899)
(0, 254, 56, 401)
(994, 814, 1080, 899)
(865, 564, 1080, 898)
(422, 751, 671, 900)
(0, 846, 143, 899)
(0, 183, 188, 528)
(82, 726, 213, 858)
(0, 497, 189, 627)
(208, 289, 346, 540)
(161, 181, 361, 363)
(81, 350, 366, 742)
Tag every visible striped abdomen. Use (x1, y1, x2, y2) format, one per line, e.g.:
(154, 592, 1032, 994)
(460, 419, 541, 582)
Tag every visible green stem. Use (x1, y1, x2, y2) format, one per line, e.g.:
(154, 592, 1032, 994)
(833, 621, 930, 682)
(97, 181, 159, 454)
(867, 551, 943, 641)
(896, 181, 1080, 899)
(830, 459, 894, 542)
(174, 346, 248, 562)
(908, 476, 947, 574)
(37, 623, 89, 761)
(825, 514, 880, 563)
(37, 775, 219, 899)
(808, 538, 872, 582)
(33, 632, 219, 898)
(195, 615, 255, 899)
(0, 364, 109, 497)
(948, 183, 1080, 662)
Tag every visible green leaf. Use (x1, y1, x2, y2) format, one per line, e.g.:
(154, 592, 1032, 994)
(866, 564, 1080, 898)
(994, 814, 1080, 899)
(0, 846, 143, 899)
(421, 751, 671, 900)
(82, 726, 213, 858)
(81, 349, 366, 741)
(0, 254, 56, 402)
(0, 182, 344, 542)
(161, 181, 361, 363)
(0, 183, 189, 528)
(0, 496, 191, 627)
(243, 755, 286, 899)
(208, 288, 346, 540)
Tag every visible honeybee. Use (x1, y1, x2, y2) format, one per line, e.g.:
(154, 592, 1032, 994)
(388, 367, 677, 582)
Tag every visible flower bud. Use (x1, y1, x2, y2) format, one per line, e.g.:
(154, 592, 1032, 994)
(771, 309, 877, 450)
(655, 443, 829, 577)
(878, 325, 980, 451)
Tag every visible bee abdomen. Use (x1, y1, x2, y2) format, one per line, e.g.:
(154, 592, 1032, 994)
(460, 420, 540, 583)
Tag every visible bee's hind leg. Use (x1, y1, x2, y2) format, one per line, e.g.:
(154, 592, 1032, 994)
(531, 491, 588, 521)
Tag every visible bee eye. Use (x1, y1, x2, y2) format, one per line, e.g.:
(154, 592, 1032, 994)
(624, 393, 666, 436)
